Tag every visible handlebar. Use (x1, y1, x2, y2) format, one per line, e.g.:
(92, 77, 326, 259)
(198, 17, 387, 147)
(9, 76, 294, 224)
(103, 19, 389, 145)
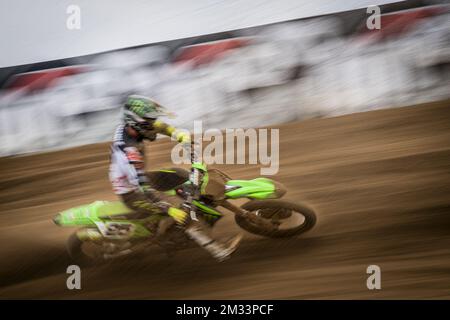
(187, 141, 202, 221)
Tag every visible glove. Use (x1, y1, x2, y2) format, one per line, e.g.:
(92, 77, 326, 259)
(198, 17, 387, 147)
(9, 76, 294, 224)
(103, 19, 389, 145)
(168, 207, 189, 225)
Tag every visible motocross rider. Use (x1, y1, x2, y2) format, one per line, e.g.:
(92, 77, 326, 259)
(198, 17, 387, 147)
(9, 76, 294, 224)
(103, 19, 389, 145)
(109, 95, 241, 261)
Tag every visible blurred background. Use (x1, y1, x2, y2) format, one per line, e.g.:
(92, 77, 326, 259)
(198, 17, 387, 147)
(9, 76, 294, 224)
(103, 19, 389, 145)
(0, 0, 448, 156)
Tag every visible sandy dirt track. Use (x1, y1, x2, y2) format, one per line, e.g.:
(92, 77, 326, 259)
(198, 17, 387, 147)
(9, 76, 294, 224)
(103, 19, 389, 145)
(0, 101, 449, 299)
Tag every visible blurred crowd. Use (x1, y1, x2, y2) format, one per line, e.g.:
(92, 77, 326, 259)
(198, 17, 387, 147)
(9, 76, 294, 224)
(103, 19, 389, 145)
(0, 3, 448, 156)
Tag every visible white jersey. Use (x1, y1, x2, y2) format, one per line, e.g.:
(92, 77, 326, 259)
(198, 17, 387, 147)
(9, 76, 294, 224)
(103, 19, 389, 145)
(109, 121, 190, 195)
(109, 125, 148, 195)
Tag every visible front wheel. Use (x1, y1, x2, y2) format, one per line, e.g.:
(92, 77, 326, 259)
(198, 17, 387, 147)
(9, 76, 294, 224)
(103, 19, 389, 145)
(235, 200, 316, 238)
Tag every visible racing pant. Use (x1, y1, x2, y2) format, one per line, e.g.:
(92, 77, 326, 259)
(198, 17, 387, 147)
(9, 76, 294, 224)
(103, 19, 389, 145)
(119, 188, 176, 237)
(120, 188, 168, 219)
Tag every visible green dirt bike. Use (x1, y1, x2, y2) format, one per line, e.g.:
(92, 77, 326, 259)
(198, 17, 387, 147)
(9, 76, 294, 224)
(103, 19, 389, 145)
(53, 165, 317, 265)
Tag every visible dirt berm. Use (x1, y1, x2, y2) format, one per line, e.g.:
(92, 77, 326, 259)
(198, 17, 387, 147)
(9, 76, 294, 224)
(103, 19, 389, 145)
(0, 100, 449, 299)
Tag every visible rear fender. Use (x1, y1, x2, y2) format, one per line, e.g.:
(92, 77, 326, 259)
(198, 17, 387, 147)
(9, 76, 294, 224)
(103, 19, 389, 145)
(54, 201, 154, 239)
(53, 201, 132, 227)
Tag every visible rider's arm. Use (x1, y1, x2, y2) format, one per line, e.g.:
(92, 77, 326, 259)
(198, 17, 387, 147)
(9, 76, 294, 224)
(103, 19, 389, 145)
(153, 120, 191, 144)
(153, 120, 207, 196)
(153, 120, 204, 168)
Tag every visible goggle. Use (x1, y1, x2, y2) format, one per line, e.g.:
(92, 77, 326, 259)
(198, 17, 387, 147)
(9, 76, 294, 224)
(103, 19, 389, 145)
(136, 118, 156, 129)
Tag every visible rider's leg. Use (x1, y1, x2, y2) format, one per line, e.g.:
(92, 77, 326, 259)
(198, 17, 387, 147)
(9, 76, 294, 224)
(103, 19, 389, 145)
(184, 221, 242, 262)
(121, 189, 187, 236)
(120, 190, 163, 218)
(122, 190, 241, 261)
(166, 206, 241, 261)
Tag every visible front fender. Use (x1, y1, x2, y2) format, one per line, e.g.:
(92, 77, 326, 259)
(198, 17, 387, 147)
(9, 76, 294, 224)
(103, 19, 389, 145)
(225, 178, 286, 199)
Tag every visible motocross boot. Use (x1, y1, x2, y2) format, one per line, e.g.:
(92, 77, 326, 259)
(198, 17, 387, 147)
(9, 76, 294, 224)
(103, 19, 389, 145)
(168, 207, 242, 261)
(185, 222, 242, 262)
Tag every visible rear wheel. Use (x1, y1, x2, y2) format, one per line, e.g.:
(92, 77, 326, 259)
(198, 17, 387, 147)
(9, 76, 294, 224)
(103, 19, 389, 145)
(67, 232, 98, 266)
(236, 200, 316, 238)
(66, 230, 133, 266)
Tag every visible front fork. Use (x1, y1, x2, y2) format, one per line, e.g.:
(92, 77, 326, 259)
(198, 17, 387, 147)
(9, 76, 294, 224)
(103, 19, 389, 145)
(221, 200, 277, 231)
